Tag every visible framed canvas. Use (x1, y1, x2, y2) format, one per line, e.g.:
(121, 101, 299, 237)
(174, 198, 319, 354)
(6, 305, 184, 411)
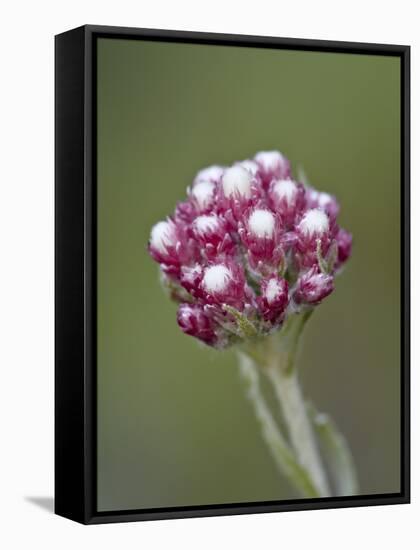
(55, 25, 410, 524)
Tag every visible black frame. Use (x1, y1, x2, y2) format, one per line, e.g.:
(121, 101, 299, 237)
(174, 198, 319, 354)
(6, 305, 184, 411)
(55, 24, 410, 525)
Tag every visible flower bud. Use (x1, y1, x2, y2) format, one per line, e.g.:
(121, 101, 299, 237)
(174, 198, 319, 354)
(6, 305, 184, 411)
(306, 188, 340, 226)
(180, 264, 204, 297)
(296, 208, 331, 268)
(258, 276, 289, 324)
(336, 228, 352, 267)
(192, 214, 234, 259)
(239, 208, 284, 274)
(269, 178, 305, 228)
(294, 267, 334, 305)
(254, 150, 291, 189)
(237, 159, 259, 177)
(222, 165, 253, 199)
(194, 165, 224, 184)
(177, 303, 219, 346)
(201, 262, 248, 310)
(189, 180, 216, 212)
(148, 218, 197, 274)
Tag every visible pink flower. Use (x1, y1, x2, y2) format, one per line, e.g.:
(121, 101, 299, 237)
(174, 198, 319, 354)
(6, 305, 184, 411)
(193, 165, 224, 184)
(336, 228, 353, 267)
(294, 267, 334, 305)
(192, 214, 235, 259)
(217, 165, 262, 230)
(254, 151, 291, 190)
(306, 187, 340, 230)
(239, 207, 284, 275)
(258, 277, 289, 325)
(177, 303, 219, 346)
(200, 261, 250, 311)
(268, 178, 306, 228)
(296, 208, 332, 268)
(149, 218, 196, 273)
(148, 150, 351, 348)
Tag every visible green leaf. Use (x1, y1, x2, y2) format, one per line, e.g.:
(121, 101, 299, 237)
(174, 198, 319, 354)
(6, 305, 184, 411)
(308, 403, 359, 496)
(223, 305, 258, 339)
(316, 239, 329, 275)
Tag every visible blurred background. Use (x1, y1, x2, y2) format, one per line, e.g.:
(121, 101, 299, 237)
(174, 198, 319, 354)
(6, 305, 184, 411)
(96, 38, 400, 511)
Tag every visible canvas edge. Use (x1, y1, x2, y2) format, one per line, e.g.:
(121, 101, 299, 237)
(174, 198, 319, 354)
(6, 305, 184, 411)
(54, 24, 410, 525)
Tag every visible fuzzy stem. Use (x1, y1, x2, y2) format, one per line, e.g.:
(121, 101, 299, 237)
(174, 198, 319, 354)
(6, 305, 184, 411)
(266, 366, 331, 497)
(238, 353, 321, 498)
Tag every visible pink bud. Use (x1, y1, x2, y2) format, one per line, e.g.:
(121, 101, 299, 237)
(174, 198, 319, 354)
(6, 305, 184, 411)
(200, 261, 248, 310)
(239, 208, 284, 274)
(180, 264, 204, 297)
(236, 159, 260, 178)
(148, 218, 198, 275)
(296, 208, 331, 268)
(177, 303, 219, 346)
(306, 187, 340, 227)
(269, 178, 305, 228)
(294, 267, 334, 305)
(192, 214, 235, 259)
(258, 277, 289, 324)
(189, 180, 217, 213)
(254, 150, 291, 190)
(217, 165, 262, 230)
(194, 165, 224, 184)
(336, 228, 352, 267)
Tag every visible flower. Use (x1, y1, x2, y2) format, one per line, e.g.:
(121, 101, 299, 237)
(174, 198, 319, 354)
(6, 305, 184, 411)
(268, 178, 305, 228)
(254, 151, 291, 189)
(177, 303, 221, 346)
(293, 266, 334, 305)
(148, 151, 352, 347)
(238, 208, 284, 275)
(258, 276, 289, 324)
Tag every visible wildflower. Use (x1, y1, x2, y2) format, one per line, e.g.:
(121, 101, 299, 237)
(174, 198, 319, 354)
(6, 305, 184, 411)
(148, 151, 357, 500)
(148, 150, 351, 347)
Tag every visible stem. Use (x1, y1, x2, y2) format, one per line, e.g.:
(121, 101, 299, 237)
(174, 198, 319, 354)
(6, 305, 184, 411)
(266, 366, 331, 497)
(239, 311, 357, 498)
(238, 353, 320, 498)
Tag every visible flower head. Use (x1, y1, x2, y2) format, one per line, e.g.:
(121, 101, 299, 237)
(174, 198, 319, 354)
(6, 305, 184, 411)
(148, 150, 352, 347)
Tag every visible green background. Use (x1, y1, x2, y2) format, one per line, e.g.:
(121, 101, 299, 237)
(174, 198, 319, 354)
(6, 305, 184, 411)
(96, 38, 400, 511)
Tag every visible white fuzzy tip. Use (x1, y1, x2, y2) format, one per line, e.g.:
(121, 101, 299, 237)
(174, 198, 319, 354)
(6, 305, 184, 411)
(248, 209, 275, 238)
(299, 209, 329, 236)
(254, 150, 283, 170)
(265, 278, 282, 304)
(150, 221, 176, 254)
(193, 214, 219, 235)
(195, 165, 224, 183)
(191, 181, 215, 209)
(203, 265, 232, 293)
(238, 159, 259, 176)
(318, 192, 333, 207)
(273, 179, 297, 204)
(222, 166, 252, 198)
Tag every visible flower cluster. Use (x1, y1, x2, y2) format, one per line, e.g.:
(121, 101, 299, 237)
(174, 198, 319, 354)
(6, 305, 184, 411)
(148, 151, 352, 348)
